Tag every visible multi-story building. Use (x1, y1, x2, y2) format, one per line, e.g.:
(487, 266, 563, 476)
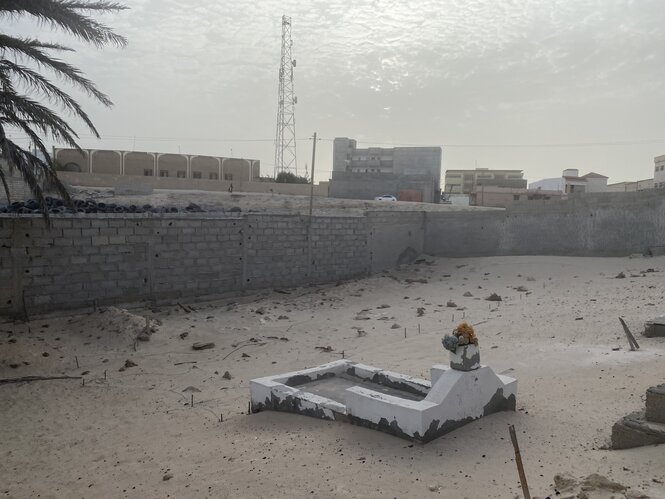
(54, 148, 260, 182)
(329, 137, 442, 203)
(444, 168, 526, 194)
(655, 155, 665, 189)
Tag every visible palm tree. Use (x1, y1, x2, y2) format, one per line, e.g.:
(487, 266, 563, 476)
(0, 0, 127, 223)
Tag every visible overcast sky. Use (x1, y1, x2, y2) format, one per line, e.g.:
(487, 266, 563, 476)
(7, 0, 665, 183)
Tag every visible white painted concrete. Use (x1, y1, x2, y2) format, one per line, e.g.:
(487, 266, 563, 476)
(249, 357, 517, 442)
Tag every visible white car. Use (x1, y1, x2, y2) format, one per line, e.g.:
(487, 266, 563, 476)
(374, 195, 397, 201)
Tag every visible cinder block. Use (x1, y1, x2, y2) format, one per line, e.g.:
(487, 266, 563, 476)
(646, 384, 665, 424)
(91, 236, 109, 246)
(53, 238, 74, 247)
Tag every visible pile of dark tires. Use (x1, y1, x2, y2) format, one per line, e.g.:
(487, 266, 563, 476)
(0, 198, 207, 214)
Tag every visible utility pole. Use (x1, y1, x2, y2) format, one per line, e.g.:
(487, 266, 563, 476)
(307, 132, 317, 286)
(308, 132, 317, 219)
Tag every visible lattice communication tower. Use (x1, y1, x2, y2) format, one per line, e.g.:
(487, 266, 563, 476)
(274, 15, 298, 177)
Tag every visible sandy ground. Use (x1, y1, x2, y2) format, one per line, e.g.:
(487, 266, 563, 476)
(70, 186, 493, 215)
(1, 255, 665, 499)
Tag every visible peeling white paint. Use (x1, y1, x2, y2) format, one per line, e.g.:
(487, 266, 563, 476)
(250, 358, 517, 442)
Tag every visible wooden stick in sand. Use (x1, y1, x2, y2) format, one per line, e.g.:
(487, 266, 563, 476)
(618, 317, 640, 351)
(509, 424, 531, 499)
(0, 376, 82, 385)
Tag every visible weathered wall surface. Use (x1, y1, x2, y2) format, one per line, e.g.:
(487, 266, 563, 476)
(0, 211, 417, 318)
(425, 190, 665, 257)
(55, 171, 329, 197)
(3, 191, 663, 318)
(368, 211, 424, 273)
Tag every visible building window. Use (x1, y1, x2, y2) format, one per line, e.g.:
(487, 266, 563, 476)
(177, 171, 186, 178)
(143, 169, 153, 176)
(192, 171, 202, 179)
(209, 172, 219, 180)
(224, 173, 233, 180)
(513, 195, 520, 201)
(159, 171, 168, 177)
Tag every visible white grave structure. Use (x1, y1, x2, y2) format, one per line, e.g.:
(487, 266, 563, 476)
(250, 341, 517, 443)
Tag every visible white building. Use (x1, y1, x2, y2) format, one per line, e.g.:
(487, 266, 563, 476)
(607, 179, 654, 192)
(530, 169, 608, 194)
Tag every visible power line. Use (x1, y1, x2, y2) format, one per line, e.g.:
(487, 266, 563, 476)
(317, 138, 665, 148)
(6, 131, 665, 149)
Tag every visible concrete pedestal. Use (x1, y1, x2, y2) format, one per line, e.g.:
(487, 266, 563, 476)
(250, 359, 516, 443)
(611, 411, 665, 449)
(449, 344, 480, 371)
(611, 383, 665, 449)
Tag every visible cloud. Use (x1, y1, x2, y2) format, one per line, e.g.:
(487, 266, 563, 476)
(5, 0, 665, 181)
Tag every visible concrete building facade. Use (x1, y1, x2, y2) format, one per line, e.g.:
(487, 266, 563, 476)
(54, 148, 260, 183)
(444, 168, 526, 194)
(530, 169, 608, 194)
(469, 186, 564, 208)
(607, 179, 654, 192)
(655, 154, 665, 189)
(330, 138, 442, 203)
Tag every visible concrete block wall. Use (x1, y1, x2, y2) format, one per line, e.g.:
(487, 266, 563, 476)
(308, 216, 370, 284)
(0, 213, 384, 318)
(0, 215, 246, 317)
(425, 190, 665, 257)
(54, 171, 330, 198)
(5, 190, 662, 318)
(368, 211, 425, 273)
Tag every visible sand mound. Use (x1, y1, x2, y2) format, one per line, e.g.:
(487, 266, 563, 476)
(549, 473, 648, 498)
(64, 306, 159, 347)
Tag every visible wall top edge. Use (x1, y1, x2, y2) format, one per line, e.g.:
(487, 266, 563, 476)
(0, 212, 370, 221)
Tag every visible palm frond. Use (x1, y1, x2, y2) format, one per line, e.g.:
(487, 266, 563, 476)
(0, 0, 126, 223)
(1, 108, 54, 163)
(0, 35, 113, 106)
(0, 125, 74, 224)
(0, 90, 81, 148)
(0, 127, 51, 224)
(0, 0, 128, 48)
(0, 164, 11, 203)
(0, 60, 102, 135)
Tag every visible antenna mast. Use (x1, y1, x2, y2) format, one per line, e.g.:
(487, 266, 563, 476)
(274, 15, 298, 178)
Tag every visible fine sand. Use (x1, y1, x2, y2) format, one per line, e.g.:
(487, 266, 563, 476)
(1, 255, 664, 498)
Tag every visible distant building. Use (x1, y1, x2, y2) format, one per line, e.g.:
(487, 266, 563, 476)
(54, 147, 260, 183)
(470, 186, 563, 208)
(655, 154, 665, 189)
(329, 137, 442, 203)
(607, 179, 654, 192)
(444, 168, 526, 195)
(530, 169, 608, 194)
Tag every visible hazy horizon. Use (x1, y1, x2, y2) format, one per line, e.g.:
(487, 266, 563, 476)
(6, 0, 665, 184)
